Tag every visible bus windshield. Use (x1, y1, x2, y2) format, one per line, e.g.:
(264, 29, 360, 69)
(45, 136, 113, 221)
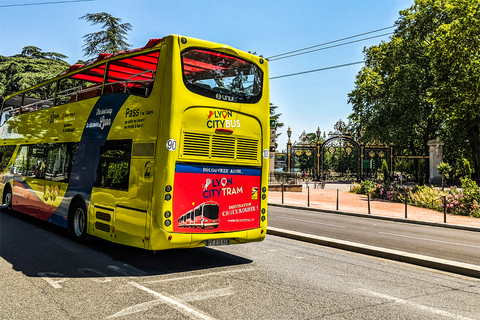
(182, 48, 263, 103)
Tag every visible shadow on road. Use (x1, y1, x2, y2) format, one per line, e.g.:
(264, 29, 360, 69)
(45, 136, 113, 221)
(0, 208, 253, 279)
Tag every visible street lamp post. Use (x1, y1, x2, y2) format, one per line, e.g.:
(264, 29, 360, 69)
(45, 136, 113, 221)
(287, 126, 292, 172)
(316, 127, 321, 180)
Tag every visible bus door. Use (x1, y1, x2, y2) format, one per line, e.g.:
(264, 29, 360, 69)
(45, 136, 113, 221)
(114, 143, 155, 248)
(90, 140, 153, 249)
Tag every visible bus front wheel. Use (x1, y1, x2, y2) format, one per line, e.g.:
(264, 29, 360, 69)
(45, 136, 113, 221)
(69, 200, 88, 243)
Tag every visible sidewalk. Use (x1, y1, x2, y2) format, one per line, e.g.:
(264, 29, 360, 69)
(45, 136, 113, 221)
(268, 187, 480, 228)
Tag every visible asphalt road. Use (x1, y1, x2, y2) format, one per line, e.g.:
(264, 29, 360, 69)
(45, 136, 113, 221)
(1, 208, 480, 319)
(268, 205, 480, 267)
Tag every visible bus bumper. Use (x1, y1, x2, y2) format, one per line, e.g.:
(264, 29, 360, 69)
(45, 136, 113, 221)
(148, 226, 267, 251)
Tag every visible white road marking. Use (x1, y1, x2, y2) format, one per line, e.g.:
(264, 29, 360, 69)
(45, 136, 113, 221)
(128, 282, 217, 320)
(268, 249, 303, 259)
(37, 272, 68, 289)
(145, 268, 254, 284)
(108, 264, 149, 277)
(107, 299, 163, 319)
(357, 289, 475, 320)
(378, 232, 480, 249)
(78, 268, 111, 283)
(274, 215, 346, 228)
(177, 287, 234, 302)
(107, 287, 232, 318)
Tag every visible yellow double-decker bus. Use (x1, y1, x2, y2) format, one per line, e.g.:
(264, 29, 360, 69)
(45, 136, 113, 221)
(0, 35, 269, 250)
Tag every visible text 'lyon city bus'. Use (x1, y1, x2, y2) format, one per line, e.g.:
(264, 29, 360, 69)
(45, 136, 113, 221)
(0, 35, 269, 250)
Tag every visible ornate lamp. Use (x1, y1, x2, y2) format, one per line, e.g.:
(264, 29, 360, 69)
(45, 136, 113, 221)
(287, 126, 292, 172)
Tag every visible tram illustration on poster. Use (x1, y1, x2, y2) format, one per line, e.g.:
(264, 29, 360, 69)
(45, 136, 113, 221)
(173, 164, 261, 233)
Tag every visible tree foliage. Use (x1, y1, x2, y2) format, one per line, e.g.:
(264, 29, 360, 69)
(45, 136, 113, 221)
(0, 47, 69, 102)
(437, 161, 452, 190)
(348, 0, 480, 179)
(80, 12, 132, 59)
(270, 103, 284, 150)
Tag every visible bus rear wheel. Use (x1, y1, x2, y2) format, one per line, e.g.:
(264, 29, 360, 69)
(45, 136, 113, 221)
(69, 200, 87, 243)
(3, 184, 13, 212)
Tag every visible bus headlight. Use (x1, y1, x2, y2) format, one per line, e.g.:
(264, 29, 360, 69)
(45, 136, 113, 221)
(165, 219, 171, 227)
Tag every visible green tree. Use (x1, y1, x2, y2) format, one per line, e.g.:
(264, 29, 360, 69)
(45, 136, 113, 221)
(394, 157, 412, 185)
(427, 0, 480, 179)
(270, 103, 284, 150)
(437, 161, 452, 190)
(348, 0, 480, 179)
(20, 46, 68, 61)
(348, 22, 438, 158)
(381, 159, 390, 185)
(0, 47, 69, 101)
(80, 12, 132, 58)
(456, 158, 473, 179)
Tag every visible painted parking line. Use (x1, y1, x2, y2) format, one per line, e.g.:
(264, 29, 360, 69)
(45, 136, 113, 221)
(177, 287, 234, 302)
(145, 268, 255, 284)
(109, 268, 255, 319)
(357, 289, 475, 320)
(107, 299, 164, 319)
(127, 282, 217, 320)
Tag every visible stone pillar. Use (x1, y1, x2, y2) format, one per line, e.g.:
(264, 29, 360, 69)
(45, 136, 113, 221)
(427, 137, 444, 184)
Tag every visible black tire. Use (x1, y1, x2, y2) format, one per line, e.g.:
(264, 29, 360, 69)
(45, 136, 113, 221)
(69, 200, 88, 243)
(3, 184, 13, 213)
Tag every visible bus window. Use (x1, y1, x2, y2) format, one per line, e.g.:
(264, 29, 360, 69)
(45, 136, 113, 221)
(0, 145, 16, 172)
(45, 143, 77, 183)
(12, 144, 46, 178)
(23, 82, 56, 113)
(56, 64, 105, 105)
(195, 206, 202, 218)
(94, 140, 132, 191)
(105, 51, 159, 97)
(182, 48, 263, 103)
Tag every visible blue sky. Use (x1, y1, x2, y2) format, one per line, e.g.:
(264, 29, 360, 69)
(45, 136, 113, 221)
(0, 0, 414, 151)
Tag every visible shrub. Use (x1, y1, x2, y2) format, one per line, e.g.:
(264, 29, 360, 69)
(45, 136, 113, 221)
(378, 181, 407, 202)
(408, 185, 443, 210)
(350, 177, 479, 218)
(360, 180, 376, 194)
(350, 183, 362, 194)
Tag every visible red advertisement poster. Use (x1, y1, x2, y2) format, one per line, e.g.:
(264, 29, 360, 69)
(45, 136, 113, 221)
(173, 164, 261, 233)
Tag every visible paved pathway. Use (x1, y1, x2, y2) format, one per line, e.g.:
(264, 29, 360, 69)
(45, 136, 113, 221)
(268, 185, 480, 228)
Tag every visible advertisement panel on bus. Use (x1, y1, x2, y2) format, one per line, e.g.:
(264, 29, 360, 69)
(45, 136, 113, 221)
(173, 164, 260, 233)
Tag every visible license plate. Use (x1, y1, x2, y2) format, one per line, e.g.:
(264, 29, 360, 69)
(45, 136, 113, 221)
(206, 239, 230, 246)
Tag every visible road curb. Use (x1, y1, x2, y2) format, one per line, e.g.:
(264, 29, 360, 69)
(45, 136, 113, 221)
(268, 203, 480, 233)
(267, 227, 480, 279)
